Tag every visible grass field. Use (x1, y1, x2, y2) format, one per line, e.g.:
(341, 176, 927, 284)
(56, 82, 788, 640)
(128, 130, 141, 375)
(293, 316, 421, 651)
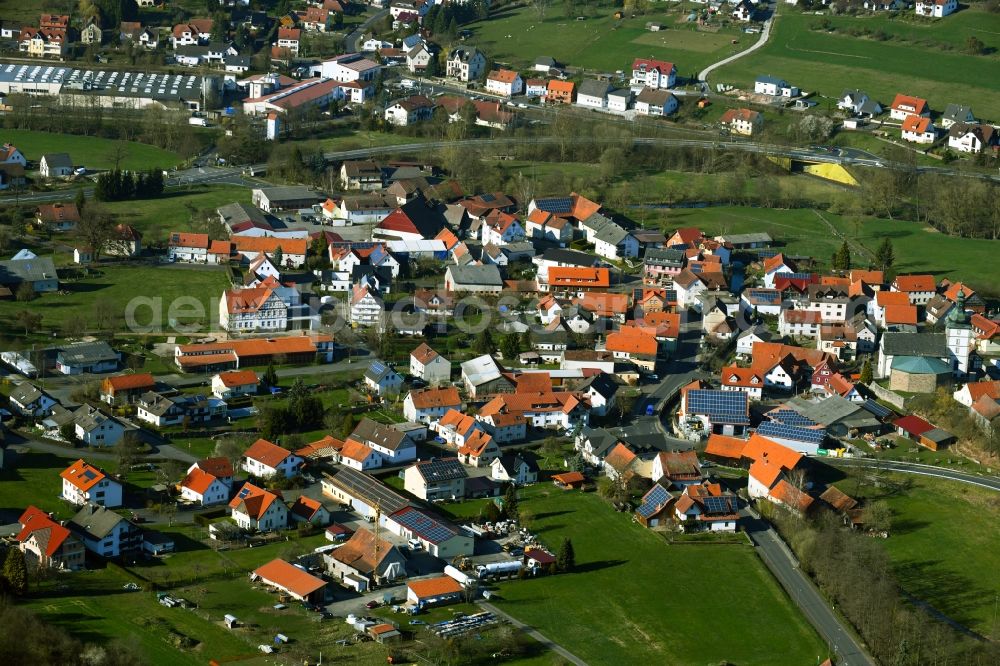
(470, 4, 750, 78)
(493, 485, 827, 665)
(832, 473, 1000, 636)
(0, 264, 230, 336)
(102, 185, 250, 244)
(3, 130, 182, 172)
(0, 451, 73, 519)
(714, 8, 1000, 116)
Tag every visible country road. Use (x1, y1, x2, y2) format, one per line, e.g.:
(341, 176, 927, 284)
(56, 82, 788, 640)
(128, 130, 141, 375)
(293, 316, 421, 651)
(824, 456, 1000, 492)
(699, 4, 778, 84)
(345, 8, 389, 53)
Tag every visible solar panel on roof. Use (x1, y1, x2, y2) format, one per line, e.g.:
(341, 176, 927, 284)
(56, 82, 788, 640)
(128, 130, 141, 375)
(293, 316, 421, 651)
(393, 508, 456, 543)
(767, 409, 818, 428)
(861, 399, 893, 420)
(686, 390, 749, 424)
(536, 197, 573, 213)
(636, 485, 670, 518)
(238, 487, 251, 498)
(480, 193, 495, 203)
(757, 421, 826, 445)
(784, 272, 813, 281)
(419, 458, 466, 482)
(369, 360, 386, 375)
(702, 495, 734, 515)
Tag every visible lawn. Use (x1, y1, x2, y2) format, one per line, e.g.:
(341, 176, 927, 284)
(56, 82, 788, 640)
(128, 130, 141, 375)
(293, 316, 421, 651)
(0, 264, 231, 338)
(3, 130, 182, 172)
(101, 185, 250, 244)
(831, 473, 1000, 636)
(714, 8, 1000, 115)
(470, 4, 750, 78)
(493, 486, 827, 665)
(0, 451, 74, 520)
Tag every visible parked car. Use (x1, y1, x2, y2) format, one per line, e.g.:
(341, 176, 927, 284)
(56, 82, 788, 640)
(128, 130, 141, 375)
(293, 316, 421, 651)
(365, 600, 380, 609)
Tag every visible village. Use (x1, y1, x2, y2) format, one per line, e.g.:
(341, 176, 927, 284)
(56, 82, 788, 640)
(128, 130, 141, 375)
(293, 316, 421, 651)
(0, 0, 999, 665)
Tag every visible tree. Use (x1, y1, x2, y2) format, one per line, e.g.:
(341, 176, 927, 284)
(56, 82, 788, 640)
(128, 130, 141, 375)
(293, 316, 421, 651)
(262, 361, 278, 389)
(473, 329, 495, 355)
(78, 203, 116, 261)
(569, 451, 585, 472)
(16, 283, 36, 302)
(833, 241, 852, 271)
(499, 333, 520, 360)
(74, 188, 86, 213)
(864, 500, 892, 534)
(481, 500, 502, 523)
(875, 237, 895, 273)
(556, 537, 575, 573)
(115, 433, 141, 476)
(859, 359, 873, 385)
(214, 435, 248, 471)
(60, 422, 77, 443)
(272, 245, 284, 268)
(15, 310, 42, 336)
(2, 548, 28, 596)
(503, 484, 519, 521)
(966, 35, 986, 55)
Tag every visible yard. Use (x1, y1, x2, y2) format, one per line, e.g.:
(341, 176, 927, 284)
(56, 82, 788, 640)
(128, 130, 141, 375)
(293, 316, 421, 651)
(714, 7, 1000, 115)
(492, 485, 827, 665)
(831, 473, 1000, 637)
(0, 263, 231, 337)
(470, 4, 750, 78)
(0, 450, 73, 520)
(3, 130, 182, 172)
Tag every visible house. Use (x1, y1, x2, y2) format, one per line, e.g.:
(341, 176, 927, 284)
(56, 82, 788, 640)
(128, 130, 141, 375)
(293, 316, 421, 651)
(744, 435, 805, 500)
(348, 418, 417, 465)
(1, 143, 27, 167)
(901, 115, 935, 144)
(603, 442, 638, 480)
(16, 507, 85, 570)
(485, 69, 523, 97)
(576, 79, 612, 109)
(364, 360, 403, 396)
(9, 382, 57, 417)
(326, 527, 406, 590)
(444, 264, 503, 294)
(605, 329, 659, 371)
(578, 373, 619, 417)
(460, 355, 513, 398)
(954, 380, 1000, 407)
(338, 439, 381, 471)
(404, 386, 462, 424)
(763, 253, 796, 288)
(491, 454, 539, 485)
(592, 223, 639, 260)
(253, 559, 328, 602)
(53, 341, 119, 375)
(608, 88, 633, 112)
(69, 504, 141, 558)
(652, 450, 703, 489)
(242, 438, 303, 479)
(36, 203, 81, 231)
(720, 366, 765, 400)
(219, 286, 289, 332)
(275, 27, 301, 56)
(177, 458, 233, 506)
(136, 391, 225, 428)
(674, 483, 740, 532)
(408, 343, 450, 385)
(890, 94, 929, 121)
(546, 80, 575, 105)
(634, 484, 674, 528)
(39, 153, 73, 178)
(533, 56, 559, 73)
(525, 78, 548, 98)
(73, 406, 126, 448)
(100, 373, 155, 406)
(289, 496, 330, 526)
(630, 58, 676, 90)
(543, 266, 611, 295)
(732, 0, 755, 21)
(60, 459, 123, 507)
(634, 87, 678, 116)
(446, 47, 486, 81)
(947, 123, 997, 154)
(406, 42, 433, 72)
(384, 95, 435, 126)
(211, 369, 259, 400)
(407, 576, 464, 608)
(720, 108, 763, 136)
(458, 430, 501, 467)
(525, 209, 574, 246)
(643, 248, 686, 285)
(404, 458, 467, 501)
(891, 274, 936, 306)
(229, 482, 288, 532)
(941, 103, 975, 129)
(915, 0, 957, 17)
(754, 75, 798, 98)
(838, 89, 881, 117)
(350, 285, 384, 328)
(481, 210, 525, 246)
(680, 388, 750, 436)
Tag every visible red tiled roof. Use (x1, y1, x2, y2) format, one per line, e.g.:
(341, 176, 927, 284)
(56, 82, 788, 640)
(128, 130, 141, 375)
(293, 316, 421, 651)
(902, 115, 932, 134)
(180, 467, 221, 495)
(408, 575, 463, 598)
(892, 275, 935, 293)
(229, 482, 282, 519)
(102, 372, 155, 393)
(770, 479, 814, 513)
(606, 329, 658, 356)
(60, 459, 109, 491)
(216, 369, 258, 387)
(254, 558, 326, 598)
(604, 443, 636, 473)
(244, 438, 294, 467)
(884, 304, 918, 325)
(890, 94, 928, 115)
(704, 434, 747, 460)
(893, 415, 933, 437)
(16, 506, 75, 557)
(409, 387, 461, 410)
(196, 457, 234, 478)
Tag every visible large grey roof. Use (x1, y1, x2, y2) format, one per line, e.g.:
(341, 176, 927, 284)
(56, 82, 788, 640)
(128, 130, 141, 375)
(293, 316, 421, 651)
(218, 202, 268, 227)
(786, 394, 880, 430)
(446, 264, 503, 287)
(461, 354, 504, 386)
(0, 256, 57, 285)
(578, 79, 611, 98)
(644, 247, 686, 267)
(350, 417, 407, 452)
(73, 405, 119, 433)
(593, 223, 629, 246)
(255, 186, 320, 202)
(10, 382, 45, 406)
(541, 248, 599, 266)
(54, 341, 119, 366)
(327, 466, 411, 514)
(42, 153, 73, 169)
(70, 504, 130, 539)
(881, 332, 949, 358)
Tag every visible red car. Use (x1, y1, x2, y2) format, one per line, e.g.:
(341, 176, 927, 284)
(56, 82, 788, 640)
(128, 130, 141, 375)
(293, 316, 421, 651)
(365, 600, 380, 609)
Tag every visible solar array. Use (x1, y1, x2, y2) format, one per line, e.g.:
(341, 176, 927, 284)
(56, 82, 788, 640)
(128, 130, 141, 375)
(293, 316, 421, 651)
(861, 399, 894, 420)
(784, 272, 814, 281)
(418, 458, 467, 482)
(480, 193, 495, 203)
(392, 507, 457, 544)
(686, 390, 749, 424)
(745, 289, 781, 305)
(636, 485, 671, 518)
(758, 421, 827, 445)
(237, 486, 252, 499)
(367, 360, 387, 377)
(82, 469, 97, 480)
(767, 409, 818, 428)
(702, 495, 735, 515)
(535, 197, 573, 214)
(331, 467, 410, 513)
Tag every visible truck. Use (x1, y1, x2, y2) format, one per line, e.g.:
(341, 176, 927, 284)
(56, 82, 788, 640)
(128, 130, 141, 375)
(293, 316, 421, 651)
(475, 561, 522, 579)
(444, 565, 473, 587)
(399, 79, 416, 90)
(188, 116, 208, 126)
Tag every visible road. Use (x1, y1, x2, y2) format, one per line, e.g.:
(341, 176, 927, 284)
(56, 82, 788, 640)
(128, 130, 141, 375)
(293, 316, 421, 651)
(9, 431, 196, 464)
(742, 509, 875, 666)
(823, 457, 1000, 492)
(477, 601, 589, 666)
(345, 8, 390, 53)
(699, 4, 778, 84)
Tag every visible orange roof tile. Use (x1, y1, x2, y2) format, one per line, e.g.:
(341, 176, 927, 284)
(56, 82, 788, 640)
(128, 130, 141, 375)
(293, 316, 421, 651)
(340, 440, 375, 463)
(605, 329, 658, 356)
(547, 267, 610, 288)
(884, 304, 918, 325)
(102, 372, 155, 393)
(576, 292, 630, 316)
(216, 369, 259, 387)
(704, 434, 747, 460)
(407, 575, 463, 599)
(892, 275, 935, 293)
(254, 558, 326, 598)
(180, 467, 221, 495)
(604, 443, 636, 473)
(770, 479, 814, 513)
(244, 438, 295, 467)
(232, 236, 308, 256)
(409, 387, 461, 410)
(60, 459, 109, 492)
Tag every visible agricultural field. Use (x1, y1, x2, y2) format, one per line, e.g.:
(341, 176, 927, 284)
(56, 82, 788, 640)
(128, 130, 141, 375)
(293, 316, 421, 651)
(493, 485, 827, 665)
(830, 473, 1000, 637)
(714, 8, 1000, 116)
(2, 130, 182, 172)
(470, 4, 751, 78)
(0, 264, 230, 337)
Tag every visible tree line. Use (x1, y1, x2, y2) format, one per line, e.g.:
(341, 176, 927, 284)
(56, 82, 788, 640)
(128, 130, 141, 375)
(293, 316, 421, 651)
(94, 168, 165, 202)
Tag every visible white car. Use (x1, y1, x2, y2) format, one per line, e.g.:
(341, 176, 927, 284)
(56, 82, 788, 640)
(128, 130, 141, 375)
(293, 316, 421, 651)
(407, 539, 422, 550)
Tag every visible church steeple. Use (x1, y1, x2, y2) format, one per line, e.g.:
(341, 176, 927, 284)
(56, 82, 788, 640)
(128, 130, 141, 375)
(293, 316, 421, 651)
(946, 288, 971, 329)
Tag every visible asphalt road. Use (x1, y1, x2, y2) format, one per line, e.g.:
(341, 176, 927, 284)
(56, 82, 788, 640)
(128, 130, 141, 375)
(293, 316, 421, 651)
(742, 509, 875, 666)
(345, 9, 389, 53)
(823, 457, 1000, 492)
(699, 4, 778, 84)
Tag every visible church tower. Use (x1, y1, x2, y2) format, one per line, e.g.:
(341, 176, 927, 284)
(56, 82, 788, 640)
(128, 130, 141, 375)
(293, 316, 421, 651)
(945, 289, 975, 377)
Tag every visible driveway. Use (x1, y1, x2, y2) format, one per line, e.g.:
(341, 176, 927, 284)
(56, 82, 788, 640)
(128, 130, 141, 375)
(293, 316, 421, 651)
(699, 5, 778, 84)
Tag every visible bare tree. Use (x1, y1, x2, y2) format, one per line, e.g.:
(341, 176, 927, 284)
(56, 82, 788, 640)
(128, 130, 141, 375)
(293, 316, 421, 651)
(78, 203, 116, 261)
